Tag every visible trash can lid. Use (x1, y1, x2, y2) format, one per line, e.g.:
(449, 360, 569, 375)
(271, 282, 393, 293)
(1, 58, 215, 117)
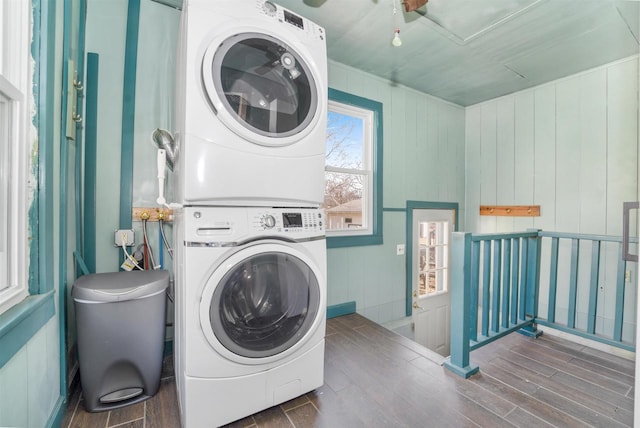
(72, 270, 169, 303)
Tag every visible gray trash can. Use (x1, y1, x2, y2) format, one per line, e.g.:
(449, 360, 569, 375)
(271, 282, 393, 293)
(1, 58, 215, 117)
(72, 269, 169, 412)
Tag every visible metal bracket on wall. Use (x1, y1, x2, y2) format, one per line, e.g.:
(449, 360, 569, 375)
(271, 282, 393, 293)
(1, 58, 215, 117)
(132, 207, 173, 222)
(480, 205, 540, 217)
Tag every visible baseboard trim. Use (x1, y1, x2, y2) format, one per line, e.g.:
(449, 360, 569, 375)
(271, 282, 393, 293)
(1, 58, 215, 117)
(327, 301, 356, 319)
(45, 395, 65, 428)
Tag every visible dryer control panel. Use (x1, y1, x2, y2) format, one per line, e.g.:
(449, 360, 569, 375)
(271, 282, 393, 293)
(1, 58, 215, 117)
(256, 1, 325, 42)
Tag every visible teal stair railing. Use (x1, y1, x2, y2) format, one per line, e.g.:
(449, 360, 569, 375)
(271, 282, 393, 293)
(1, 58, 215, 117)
(445, 230, 635, 378)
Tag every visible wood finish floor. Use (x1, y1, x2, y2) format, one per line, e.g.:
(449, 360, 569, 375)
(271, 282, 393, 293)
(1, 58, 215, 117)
(62, 313, 635, 427)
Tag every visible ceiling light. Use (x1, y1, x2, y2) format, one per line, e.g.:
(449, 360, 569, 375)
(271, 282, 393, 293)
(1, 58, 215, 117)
(391, 0, 402, 47)
(392, 29, 402, 47)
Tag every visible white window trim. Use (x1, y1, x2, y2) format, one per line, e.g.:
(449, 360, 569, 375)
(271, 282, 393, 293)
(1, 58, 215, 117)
(0, 0, 32, 315)
(325, 100, 374, 237)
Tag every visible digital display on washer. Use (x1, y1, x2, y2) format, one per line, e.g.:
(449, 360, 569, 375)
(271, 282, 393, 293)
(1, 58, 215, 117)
(284, 10, 304, 29)
(283, 213, 303, 228)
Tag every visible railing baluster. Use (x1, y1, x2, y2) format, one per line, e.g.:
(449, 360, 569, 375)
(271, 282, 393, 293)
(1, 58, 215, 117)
(587, 241, 601, 334)
(613, 243, 626, 342)
(482, 240, 491, 337)
(548, 237, 559, 323)
(510, 238, 519, 324)
(502, 239, 511, 329)
(492, 240, 502, 333)
(567, 239, 580, 329)
(518, 238, 528, 321)
(470, 240, 480, 342)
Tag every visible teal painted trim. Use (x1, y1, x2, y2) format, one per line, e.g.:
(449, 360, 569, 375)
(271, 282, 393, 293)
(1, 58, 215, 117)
(0, 292, 55, 369)
(73, 251, 90, 277)
(469, 240, 480, 341)
(29, 0, 42, 295)
(45, 396, 65, 428)
(567, 239, 579, 328)
(443, 359, 479, 379)
(509, 238, 519, 324)
(383, 207, 406, 212)
(501, 239, 511, 329)
(547, 237, 559, 323)
(59, 0, 72, 401)
(536, 320, 635, 353)
(518, 239, 528, 321)
(445, 232, 478, 378)
(326, 301, 356, 319)
(468, 319, 535, 351)
(524, 230, 541, 321)
(74, 0, 87, 279)
(404, 201, 459, 316)
(471, 231, 538, 241)
(34, 0, 57, 295)
(517, 326, 543, 338)
(491, 240, 501, 333)
(164, 339, 174, 357)
(326, 88, 383, 249)
(84, 53, 99, 273)
(481, 240, 491, 336)
(587, 241, 601, 334)
(540, 230, 624, 243)
(613, 243, 626, 342)
(119, 0, 141, 232)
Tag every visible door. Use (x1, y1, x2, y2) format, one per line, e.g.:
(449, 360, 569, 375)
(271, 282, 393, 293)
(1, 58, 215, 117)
(202, 32, 320, 145)
(411, 209, 455, 357)
(199, 242, 323, 362)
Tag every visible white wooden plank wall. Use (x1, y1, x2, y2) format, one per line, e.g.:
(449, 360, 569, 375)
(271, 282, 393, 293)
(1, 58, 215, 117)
(327, 60, 465, 323)
(465, 56, 638, 235)
(465, 56, 639, 342)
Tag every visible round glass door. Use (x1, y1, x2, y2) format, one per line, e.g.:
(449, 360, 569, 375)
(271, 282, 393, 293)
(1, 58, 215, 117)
(208, 251, 321, 359)
(207, 32, 318, 140)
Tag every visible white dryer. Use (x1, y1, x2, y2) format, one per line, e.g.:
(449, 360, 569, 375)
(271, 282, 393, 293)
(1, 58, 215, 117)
(174, 0, 328, 207)
(173, 206, 326, 427)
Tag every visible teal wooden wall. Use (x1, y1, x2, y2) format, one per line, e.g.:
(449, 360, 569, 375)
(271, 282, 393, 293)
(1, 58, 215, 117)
(327, 61, 466, 323)
(465, 56, 639, 343)
(0, 1, 66, 426)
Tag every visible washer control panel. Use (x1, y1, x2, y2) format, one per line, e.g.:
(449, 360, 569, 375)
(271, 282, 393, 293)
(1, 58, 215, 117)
(253, 208, 324, 234)
(256, 0, 325, 41)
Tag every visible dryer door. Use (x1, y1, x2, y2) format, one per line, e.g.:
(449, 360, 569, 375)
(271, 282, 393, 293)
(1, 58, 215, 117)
(202, 32, 319, 146)
(200, 242, 323, 362)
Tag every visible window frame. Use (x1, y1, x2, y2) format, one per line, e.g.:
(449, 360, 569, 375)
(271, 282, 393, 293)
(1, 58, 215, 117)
(0, 0, 56, 371)
(0, 0, 31, 315)
(325, 88, 383, 248)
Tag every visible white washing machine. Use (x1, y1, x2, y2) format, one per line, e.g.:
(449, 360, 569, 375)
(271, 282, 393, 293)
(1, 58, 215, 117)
(173, 0, 328, 207)
(173, 206, 326, 427)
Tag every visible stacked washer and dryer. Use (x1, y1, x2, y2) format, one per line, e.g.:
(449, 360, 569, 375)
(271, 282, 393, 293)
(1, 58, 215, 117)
(171, 1, 328, 426)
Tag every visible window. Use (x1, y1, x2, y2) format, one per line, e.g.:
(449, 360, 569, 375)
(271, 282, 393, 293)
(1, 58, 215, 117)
(0, 1, 31, 314)
(324, 89, 382, 248)
(417, 221, 449, 298)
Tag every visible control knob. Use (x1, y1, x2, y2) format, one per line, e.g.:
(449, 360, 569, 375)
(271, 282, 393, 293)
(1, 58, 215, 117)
(263, 1, 277, 16)
(262, 214, 276, 229)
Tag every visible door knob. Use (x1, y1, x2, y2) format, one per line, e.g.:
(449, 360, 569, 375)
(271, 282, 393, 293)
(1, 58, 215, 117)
(413, 302, 423, 310)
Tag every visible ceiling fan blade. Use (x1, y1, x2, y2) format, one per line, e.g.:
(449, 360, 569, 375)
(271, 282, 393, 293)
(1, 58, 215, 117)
(402, 0, 428, 13)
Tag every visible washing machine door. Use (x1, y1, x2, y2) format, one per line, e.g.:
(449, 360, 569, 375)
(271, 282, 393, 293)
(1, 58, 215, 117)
(202, 32, 320, 146)
(199, 242, 323, 363)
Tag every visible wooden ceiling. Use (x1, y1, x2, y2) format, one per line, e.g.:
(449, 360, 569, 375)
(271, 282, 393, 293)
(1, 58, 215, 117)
(276, 0, 640, 106)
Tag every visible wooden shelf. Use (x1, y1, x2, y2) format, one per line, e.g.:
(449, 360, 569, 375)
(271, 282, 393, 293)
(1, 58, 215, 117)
(132, 207, 173, 222)
(480, 205, 540, 217)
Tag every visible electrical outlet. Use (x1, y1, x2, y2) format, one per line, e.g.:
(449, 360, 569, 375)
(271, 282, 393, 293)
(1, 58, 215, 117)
(396, 244, 405, 256)
(114, 229, 135, 246)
